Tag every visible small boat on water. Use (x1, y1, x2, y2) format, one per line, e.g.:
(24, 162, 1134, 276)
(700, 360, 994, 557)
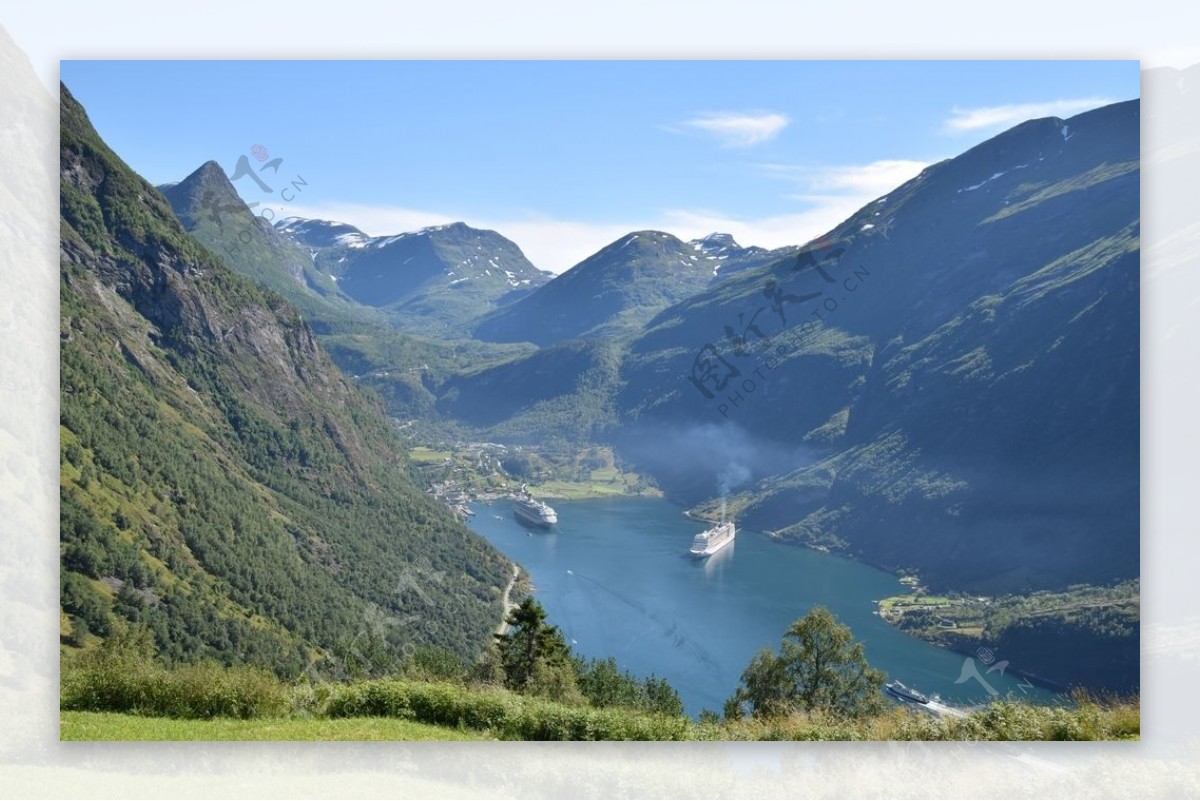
(885, 680, 930, 705)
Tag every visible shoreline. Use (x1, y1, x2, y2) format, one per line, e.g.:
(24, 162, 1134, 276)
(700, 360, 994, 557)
(471, 497, 1117, 702)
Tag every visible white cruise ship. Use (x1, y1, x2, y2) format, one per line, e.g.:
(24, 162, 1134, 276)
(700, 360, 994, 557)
(690, 519, 735, 557)
(513, 493, 557, 527)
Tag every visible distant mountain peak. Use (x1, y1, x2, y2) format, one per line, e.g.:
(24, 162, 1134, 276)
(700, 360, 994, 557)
(692, 232, 741, 250)
(165, 159, 239, 202)
(275, 216, 370, 249)
(157, 160, 254, 239)
(193, 158, 228, 179)
(420, 221, 473, 235)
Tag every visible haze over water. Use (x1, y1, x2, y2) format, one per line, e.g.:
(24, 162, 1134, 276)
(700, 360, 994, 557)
(468, 496, 1062, 716)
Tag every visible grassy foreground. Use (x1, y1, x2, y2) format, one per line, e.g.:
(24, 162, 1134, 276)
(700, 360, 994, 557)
(61, 673, 1139, 741)
(60, 617, 1138, 741)
(61, 711, 481, 741)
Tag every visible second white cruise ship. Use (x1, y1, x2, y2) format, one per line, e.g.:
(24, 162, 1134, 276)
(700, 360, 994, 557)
(690, 519, 735, 557)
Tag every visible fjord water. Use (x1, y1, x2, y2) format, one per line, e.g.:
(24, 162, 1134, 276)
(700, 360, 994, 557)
(468, 496, 1060, 716)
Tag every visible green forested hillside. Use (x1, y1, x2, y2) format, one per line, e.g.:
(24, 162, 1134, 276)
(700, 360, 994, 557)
(59, 83, 510, 675)
(879, 581, 1139, 693)
(437, 339, 624, 444)
(473, 230, 720, 345)
(617, 101, 1140, 594)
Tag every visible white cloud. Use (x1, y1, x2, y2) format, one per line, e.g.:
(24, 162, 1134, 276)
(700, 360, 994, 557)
(283, 159, 929, 274)
(681, 112, 790, 147)
(752, 157, 930, 235)
(943, 97, 1114, 133)
(763, 159, 930, 196)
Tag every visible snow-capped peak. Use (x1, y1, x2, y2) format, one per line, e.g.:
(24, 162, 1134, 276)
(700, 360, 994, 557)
(689, 232, 741, 255)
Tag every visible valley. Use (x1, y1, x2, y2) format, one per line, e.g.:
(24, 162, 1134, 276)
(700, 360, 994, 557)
(57, 62, 1142, 738)
(147, 96, 1142, 694)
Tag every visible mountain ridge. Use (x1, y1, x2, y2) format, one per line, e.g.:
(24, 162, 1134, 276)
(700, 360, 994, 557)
(616, 100, 1140, 592)
(273, 216, 553, 335)
(472, 229, 796, 345)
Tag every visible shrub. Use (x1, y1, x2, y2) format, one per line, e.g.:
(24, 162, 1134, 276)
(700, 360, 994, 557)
(155, 661, 288, 719)
(61, 625, 287, 719)
(323, 679, 693, 740)
(402, 646, 465, 682)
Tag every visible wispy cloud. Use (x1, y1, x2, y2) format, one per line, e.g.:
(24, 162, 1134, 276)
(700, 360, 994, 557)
(943, 97, 1114, 133)
(762, 159, 931, 196)
(681, 112, 790, 147)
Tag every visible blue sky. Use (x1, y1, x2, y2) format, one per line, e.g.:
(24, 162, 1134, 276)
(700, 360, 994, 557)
(60, 60, 1138, 271)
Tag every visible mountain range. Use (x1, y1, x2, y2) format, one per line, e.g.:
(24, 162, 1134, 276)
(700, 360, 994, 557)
(164, 100, 1138, 596)
(276, 216, 553, 334)
(100, 90, 1132, 623)
(472, 231, 795, 345)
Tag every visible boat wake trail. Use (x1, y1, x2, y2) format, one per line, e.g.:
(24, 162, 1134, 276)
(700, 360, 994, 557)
(565, 570, 723, 673)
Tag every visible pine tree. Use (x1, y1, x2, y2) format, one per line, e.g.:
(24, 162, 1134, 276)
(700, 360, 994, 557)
(494, 598, 573, 693)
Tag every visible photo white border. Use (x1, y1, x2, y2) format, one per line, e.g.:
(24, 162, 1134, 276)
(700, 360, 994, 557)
(3, 2, 1198, 796)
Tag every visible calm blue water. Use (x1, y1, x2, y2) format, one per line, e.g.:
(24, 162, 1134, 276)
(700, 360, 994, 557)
(468, 496, 1062, 716)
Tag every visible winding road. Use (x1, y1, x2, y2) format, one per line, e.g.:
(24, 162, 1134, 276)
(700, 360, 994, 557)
(495, 562, 519, 636)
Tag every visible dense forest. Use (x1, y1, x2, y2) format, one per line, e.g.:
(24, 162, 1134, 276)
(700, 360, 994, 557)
(59, 83, 510, 676)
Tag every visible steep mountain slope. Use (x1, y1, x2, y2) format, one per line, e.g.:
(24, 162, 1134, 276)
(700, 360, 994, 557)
(59, 83, 510, 673)
(158, 165, 534, 420)
(615, 100, 1140, 593)
(473, 231, 738, 346)
(158, 164, 379, 333)
(437, 339, 623, 443)
(276, 217, 552, 334)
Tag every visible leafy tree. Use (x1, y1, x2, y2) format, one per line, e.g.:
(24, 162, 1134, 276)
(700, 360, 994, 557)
(576, 656, 641, 709)
(527, 658, 584, 705)
(728, 606, 886, 720)
(60, 572, 112, 638)
(643, 674, 685, 717)
(576, 656, 683, 716)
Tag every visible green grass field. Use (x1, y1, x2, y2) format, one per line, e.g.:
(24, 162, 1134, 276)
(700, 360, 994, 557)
(526, 479, 631, 499)
(408, 446, 453, 464)
(878, 594, 955, 611)
(61, 711, 483, 741)
(528, 472, 661, 500)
